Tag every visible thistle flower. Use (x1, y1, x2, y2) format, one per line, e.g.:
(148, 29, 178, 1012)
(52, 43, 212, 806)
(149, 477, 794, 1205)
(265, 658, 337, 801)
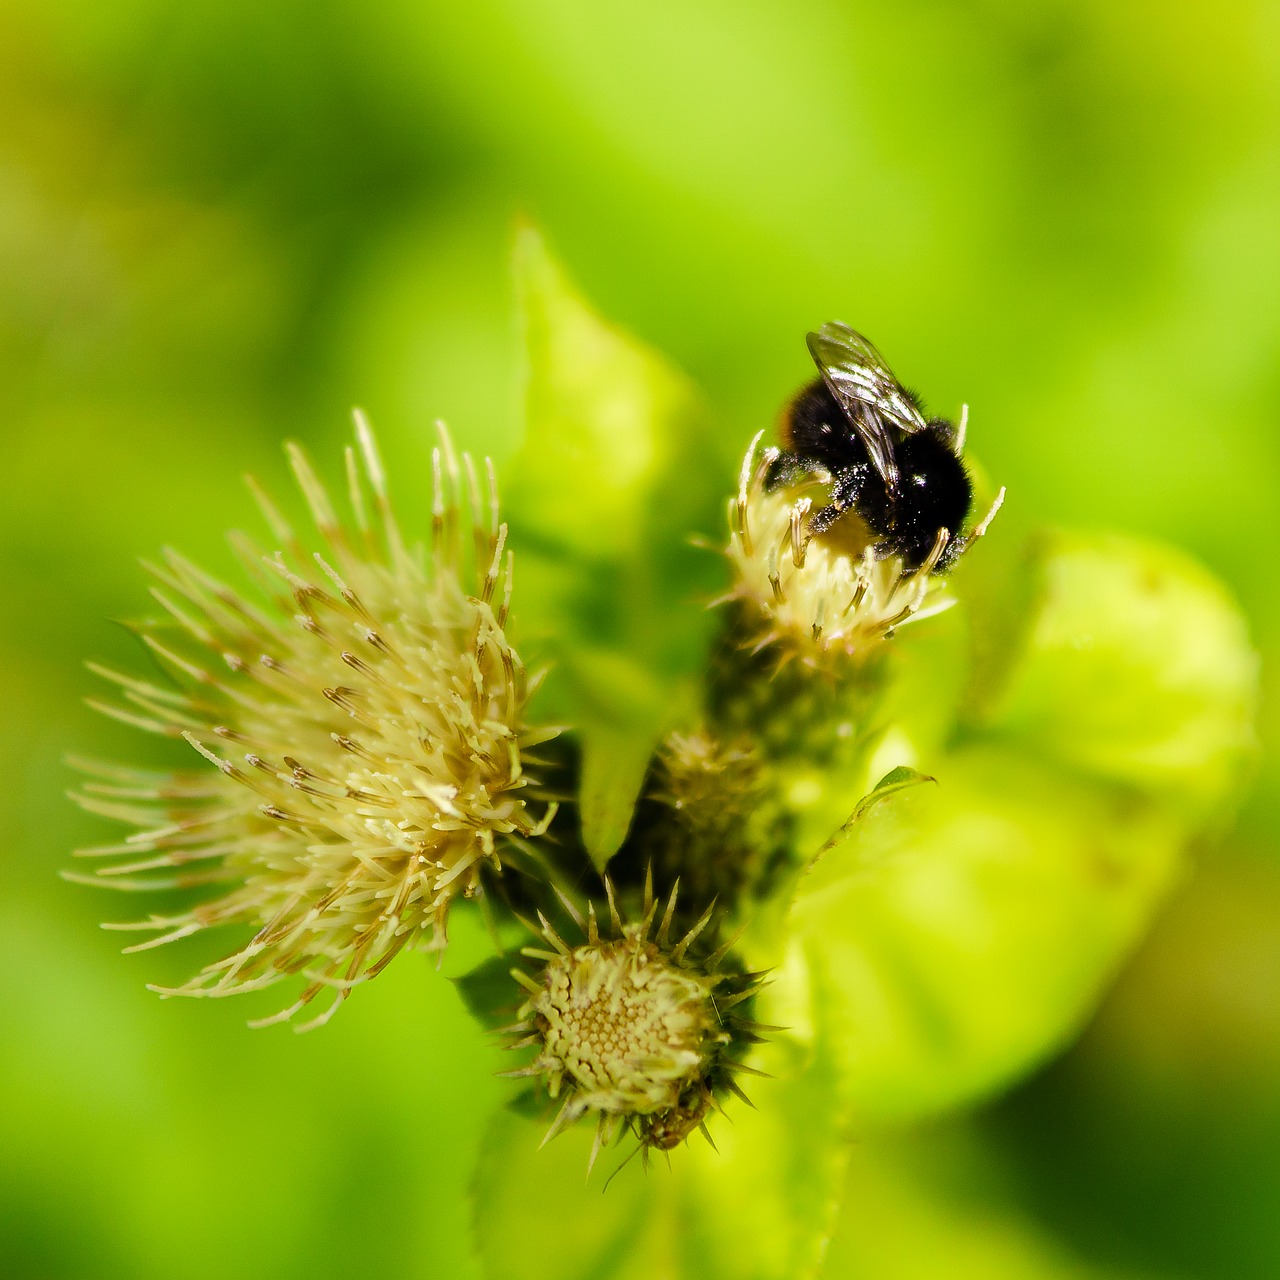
(69, 416, 556, 1029)
(505, 877, 768, 1170)
(726, 430, 1003, 665)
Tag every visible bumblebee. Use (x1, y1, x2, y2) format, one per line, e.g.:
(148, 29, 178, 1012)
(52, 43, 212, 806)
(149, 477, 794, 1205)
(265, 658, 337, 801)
(773, 322, 996, 573)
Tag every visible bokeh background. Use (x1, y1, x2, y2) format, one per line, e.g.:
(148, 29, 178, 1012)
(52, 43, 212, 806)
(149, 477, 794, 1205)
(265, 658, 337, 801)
(3, 2, 1279, 1277)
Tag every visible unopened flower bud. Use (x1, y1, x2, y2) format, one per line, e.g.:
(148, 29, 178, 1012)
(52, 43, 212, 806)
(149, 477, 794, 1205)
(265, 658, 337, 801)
(506, 879, 767, 1169)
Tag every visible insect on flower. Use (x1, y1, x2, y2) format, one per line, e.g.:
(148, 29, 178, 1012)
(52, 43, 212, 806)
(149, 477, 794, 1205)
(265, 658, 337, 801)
(727, 324, 1005, 662)
(772, 322, 1004, 572)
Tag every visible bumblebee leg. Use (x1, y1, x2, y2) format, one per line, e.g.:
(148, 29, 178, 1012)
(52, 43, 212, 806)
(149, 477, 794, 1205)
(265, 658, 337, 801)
(808, 463, 870, 534)
(807, 502, 846, 535)
(949, 485, 1006, 562)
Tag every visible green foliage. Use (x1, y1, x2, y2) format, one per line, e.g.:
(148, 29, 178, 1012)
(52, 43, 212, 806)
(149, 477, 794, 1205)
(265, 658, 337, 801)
(474, 1034, 848, 1280)
(504, 228, 729, 866)
(785, 750, 1186, 1124)
(970, 531, 1259, 815)
(8, 7, 1278, 1277)
(467, 237, 1259, 1276)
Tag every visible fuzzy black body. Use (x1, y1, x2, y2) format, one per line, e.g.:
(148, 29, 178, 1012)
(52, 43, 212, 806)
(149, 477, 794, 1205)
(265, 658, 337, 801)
(772, 326, 974, 573)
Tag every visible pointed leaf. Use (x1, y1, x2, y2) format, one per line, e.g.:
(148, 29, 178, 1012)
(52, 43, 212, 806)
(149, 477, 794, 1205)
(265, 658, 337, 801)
(849, 765, 937, 824)
(550, 646, 693, 871)
(503, 229, 731, 860)
(505, 227, 728, 671)
(578, 727, 657, 872)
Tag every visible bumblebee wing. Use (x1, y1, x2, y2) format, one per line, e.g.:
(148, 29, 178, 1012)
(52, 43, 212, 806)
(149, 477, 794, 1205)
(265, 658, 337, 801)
(806, 322, 927, 486)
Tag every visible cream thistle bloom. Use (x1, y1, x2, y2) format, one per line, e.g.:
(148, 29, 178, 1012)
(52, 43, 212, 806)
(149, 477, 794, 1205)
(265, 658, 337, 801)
(70, 415, 555, 1029)
(505, 876, 768, 1170)
(726, 429, 1004, 665)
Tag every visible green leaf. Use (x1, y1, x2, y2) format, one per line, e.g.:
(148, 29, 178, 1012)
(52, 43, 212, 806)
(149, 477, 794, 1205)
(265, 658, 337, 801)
(555, 646, 682, 872)
(452, 956, 521, 1031)
(767, 765, 936, 922)
(826, 1127, 1147, 1279)
(848, 765, 937, 824)
(505, 225, 729, 668)
(472, 1107, 661, 1280)
(784, 744, 1185, 1126)
(675, 1036, 849, 1280)
(578, 726, 657, 872)
(968, 531, 1258, 817)
(503, 227, 732, 865)
(471, 1035, 848, 1280)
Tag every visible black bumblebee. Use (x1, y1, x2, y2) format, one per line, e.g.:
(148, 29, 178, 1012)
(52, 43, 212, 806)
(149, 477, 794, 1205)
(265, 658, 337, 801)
(772, 322, 992, 573)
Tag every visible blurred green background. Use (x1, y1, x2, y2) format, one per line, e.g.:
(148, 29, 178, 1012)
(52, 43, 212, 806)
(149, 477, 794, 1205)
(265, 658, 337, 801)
(3, 2, 1279, 1277)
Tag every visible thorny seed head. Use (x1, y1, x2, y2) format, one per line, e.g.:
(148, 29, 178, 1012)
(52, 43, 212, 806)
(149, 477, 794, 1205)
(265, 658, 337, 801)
(505, 876, 769, 1171)
(725, 431, 1002, 666)
(68, 415, 557, 1030)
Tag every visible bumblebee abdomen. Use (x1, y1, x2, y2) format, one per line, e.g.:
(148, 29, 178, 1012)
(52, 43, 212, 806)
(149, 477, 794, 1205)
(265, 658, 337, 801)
(891, 427, 973, 569)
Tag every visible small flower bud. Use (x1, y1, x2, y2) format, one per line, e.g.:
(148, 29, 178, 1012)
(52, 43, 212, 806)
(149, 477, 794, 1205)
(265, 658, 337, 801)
(506, 878, 767, 1169)
(627, 730, 789, 908)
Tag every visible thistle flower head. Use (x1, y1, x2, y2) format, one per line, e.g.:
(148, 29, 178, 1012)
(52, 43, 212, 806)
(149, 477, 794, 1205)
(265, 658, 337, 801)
(70, 416, 555, 1029)
(726, 431, 1003, 666)
(507, 877, 767, 1169)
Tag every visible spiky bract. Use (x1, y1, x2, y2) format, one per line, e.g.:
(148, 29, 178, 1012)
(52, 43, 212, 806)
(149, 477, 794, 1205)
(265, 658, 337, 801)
(506, 879, 767, 1168)
(630, 730, 789, 909)
(70, 417, 554, 1029)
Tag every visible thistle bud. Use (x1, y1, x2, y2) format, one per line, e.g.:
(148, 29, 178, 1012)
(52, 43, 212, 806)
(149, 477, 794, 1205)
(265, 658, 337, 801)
(506, 879, 767, 1169)
(627, 730, 789, 908)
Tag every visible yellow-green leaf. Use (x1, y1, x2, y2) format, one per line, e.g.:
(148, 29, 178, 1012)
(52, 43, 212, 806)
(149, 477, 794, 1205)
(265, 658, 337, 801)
(785, 745, 1185, 1126)
(969, 531, 1258, 817)
(471, 1035, 847, 1280)
(503, 228, 731, 865)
